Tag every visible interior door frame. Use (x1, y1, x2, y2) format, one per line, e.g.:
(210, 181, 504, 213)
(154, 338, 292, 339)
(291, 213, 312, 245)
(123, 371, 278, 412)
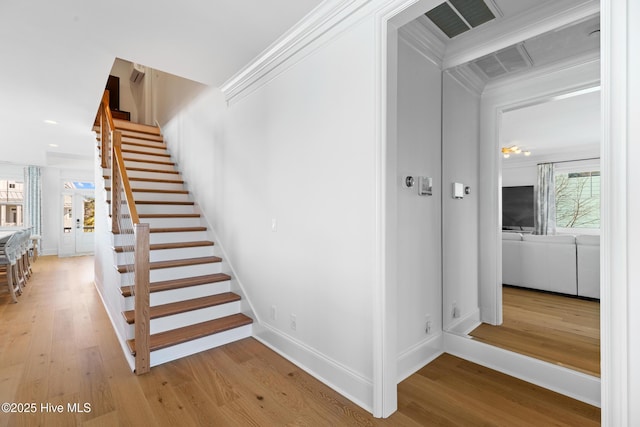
(374, 0, 631, 423)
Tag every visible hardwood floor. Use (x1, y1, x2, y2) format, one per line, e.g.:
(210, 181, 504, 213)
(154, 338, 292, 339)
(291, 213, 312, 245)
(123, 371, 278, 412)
(470, 286, 600, 376)
(0, 257, 600, 426)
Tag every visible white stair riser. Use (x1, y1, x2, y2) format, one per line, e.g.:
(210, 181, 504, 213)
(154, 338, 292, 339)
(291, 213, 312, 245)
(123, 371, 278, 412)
(124, 159, 176, 172)
(115, 245, 215, 264)
(122, 140, 167, 153)
(122, 152, 173, 163)
(113, 231, 208, 246)
(121, 141, 167, 154)
(140, 217, 202, 228)
(104, 169, 182, 181)
(106, 192, 190, 203)
(104, 179, 184, 191)
(149, 324, 252, 367)
(125, 301, 242, 337)
(135, 204, 196, 215)
(118, 262, 222, 284)
(123, 280, 231, 310)
(119, 130, 162, 140)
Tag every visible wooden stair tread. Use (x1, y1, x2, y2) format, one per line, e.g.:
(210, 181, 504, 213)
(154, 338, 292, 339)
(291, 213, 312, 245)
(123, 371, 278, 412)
(139, 213, 200, 218)
(114, 119, 162, 136)
(107, 200, 194, 206)
(105, 186, 188, 194)
(120, 140, 168, 150)
(126, 313, 253, 355)
(122, 167, 180, 174)
(121, 273, 232, 297)
(122, 292, 241, 324)
(117, 256, 221, 273)
(104, 175, 184, 184)
(114, 240, 214, 253)
(114, 226, 206, 235)
(121, 148, 171, 158)
(123, 157, 175, 166)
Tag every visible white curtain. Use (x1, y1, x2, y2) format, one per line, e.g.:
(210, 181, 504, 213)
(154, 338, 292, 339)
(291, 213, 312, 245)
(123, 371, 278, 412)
(535, 163, 556, 235)
(23, 166, 42, 236)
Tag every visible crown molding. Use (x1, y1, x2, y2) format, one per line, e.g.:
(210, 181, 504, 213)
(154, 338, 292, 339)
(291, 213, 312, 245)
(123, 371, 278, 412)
(442, 0, 600, 70)
(445, 66, 484, 97)
(221, 0, 370, 104)
(397, 17, 444, 67)
(483, 50, 600, 97)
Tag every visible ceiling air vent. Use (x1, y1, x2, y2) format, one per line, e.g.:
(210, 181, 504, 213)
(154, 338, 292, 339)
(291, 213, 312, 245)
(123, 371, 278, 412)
(425, 0, 497, 39)
(472, 43, 533, 79)
(449, 0, 495, 28)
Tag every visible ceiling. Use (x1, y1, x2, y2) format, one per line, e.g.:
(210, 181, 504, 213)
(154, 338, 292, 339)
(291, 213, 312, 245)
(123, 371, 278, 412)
(0, 0, 323, 168)
(500, 89, 601, 165)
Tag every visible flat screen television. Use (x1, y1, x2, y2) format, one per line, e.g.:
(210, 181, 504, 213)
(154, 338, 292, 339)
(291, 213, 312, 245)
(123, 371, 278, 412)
(502, 185, 534, 230)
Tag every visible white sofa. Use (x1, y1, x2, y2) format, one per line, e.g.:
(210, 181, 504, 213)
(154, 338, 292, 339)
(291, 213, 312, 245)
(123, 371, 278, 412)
(576, 235, 600, 299)
(502, 232, 600, 298)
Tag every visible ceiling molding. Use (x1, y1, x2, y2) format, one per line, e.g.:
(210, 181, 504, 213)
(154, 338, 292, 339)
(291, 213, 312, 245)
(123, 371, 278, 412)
(397, 18, 445, 67)
(221, 0, 370, 104)
(445, 66, 484, 97)
(442, 0, 600, 70)
(483, 50, 600, 96)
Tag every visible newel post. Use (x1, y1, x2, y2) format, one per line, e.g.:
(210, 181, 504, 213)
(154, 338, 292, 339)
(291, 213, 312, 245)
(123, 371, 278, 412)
(134, 222, 150, 375)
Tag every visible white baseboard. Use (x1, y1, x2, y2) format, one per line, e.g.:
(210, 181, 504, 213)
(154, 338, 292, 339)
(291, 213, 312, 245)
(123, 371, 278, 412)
(397, 333, 444, 383)
(253, 322, 373, 413)
(443, 332, 601, 407)
(93, 278, 135, 371)
(446, 308, 481, 336)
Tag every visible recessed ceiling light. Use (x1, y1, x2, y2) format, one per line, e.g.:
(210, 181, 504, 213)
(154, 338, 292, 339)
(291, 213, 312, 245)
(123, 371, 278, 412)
(49, 143, 59, 147)
(44, 119, 58, 125)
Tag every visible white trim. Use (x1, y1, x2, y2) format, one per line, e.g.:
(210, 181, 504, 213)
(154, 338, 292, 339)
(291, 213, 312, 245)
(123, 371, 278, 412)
(444, 332, 601, 407)
(253, 322, 373, 412)
(600, 0, 628, 424)
(93, 277, 135, 372)
(221, 0, 368, 104)
(397, 19, 444, 67)
(446, 308, 481, 336)
(396, 334, 443, 383)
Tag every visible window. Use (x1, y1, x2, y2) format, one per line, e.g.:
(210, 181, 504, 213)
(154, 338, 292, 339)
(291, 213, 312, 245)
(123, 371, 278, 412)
(555, 170, 600, 229)
(0, 179, 24, 227)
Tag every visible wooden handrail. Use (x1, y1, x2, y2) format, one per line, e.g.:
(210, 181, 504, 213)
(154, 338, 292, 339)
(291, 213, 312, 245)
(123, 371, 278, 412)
(101, 90, 116, 133)
(98, 89, 150, 375)
(111, 131, 140, 224)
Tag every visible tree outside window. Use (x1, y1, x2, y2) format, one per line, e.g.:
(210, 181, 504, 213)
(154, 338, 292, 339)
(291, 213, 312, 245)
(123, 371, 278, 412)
(555, 171, 600, 228)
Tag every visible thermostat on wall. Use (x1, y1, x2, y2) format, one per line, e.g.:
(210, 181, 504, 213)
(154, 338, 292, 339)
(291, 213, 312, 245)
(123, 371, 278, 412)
(453, 182, 464, 199)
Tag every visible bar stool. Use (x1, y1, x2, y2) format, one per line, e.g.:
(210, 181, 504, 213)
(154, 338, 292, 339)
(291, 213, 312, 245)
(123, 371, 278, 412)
(0, 235, 21, 303)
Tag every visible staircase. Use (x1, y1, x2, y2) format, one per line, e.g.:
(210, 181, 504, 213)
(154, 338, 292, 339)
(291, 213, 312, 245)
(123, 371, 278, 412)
(101, 119, 253, 369)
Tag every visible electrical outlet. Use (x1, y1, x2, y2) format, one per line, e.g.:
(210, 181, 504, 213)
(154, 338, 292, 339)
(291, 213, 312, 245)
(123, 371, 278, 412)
(425, 314, 432, 334)
(290, 313, 297, 331)
(452, 302, 460, 319)
(271, 305, 277, 320)
(271, 218, 278, 232)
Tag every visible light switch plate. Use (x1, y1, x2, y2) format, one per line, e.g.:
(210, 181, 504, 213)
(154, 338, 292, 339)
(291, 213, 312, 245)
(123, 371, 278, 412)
(453, 182, 464, 199)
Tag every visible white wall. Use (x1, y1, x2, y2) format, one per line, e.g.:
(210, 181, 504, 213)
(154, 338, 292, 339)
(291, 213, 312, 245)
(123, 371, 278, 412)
(442, 72, 480, 332)
(110, 59, 141, 122)
(162, 18, 379, 409)
(502, 164, 537, 187)
(395, 35, 442, 377)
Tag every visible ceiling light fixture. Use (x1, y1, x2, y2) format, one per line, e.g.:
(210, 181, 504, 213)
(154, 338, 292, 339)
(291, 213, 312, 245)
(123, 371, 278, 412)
(502, 145, 531, 158)
(44, 119, 58, 125)
(49, 143, 59, 147)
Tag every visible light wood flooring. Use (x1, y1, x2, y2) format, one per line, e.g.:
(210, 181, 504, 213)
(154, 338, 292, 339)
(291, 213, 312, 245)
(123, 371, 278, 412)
(470, 286, 600, 377)
(0, 257, 600, 426)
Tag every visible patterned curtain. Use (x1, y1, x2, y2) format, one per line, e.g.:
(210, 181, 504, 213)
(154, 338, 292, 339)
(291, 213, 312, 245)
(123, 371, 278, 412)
(23, 166, 42, 236)
(534, 163, 556, 235)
